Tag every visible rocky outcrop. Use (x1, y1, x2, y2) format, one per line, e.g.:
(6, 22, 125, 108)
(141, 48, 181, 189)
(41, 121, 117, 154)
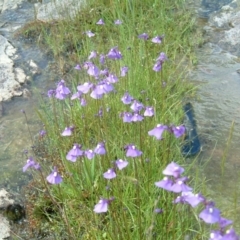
(0, 189, 14, 240)
(0, 35, 27, 102)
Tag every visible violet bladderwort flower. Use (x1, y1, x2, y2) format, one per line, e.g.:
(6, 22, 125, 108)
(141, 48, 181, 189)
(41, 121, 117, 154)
(94, 197, 114, 213)
(148, 124, 168, 140)
(156, 52, 168, 63)
(115, 159, 128, 170)
(162, 161, 184, 178)
(71, 91, 82, 100)
(47, 89, 55, 98)
(125, 144, 142, 157)
(121, 112, 133, 123)
(66, 144, 84, 162)
(130, 100, 144, 112)
(77, 82, 93, 94)
(143, 106, 154, 117)
(55, 80, 71, 100)
(199, 204, 221, 224)
(170, 177, 193, 193)
(131, 112, 144, 122)
(114, 19, 122, 25)
(23, 157, 40, 172)
(99, 54, 105, 65)
(169, 125, 185, 138)
(88, 51, 97, 60)
(84, 149, 95, 160)
(121, 92, 134, 105)
(155, 177, 173, 192)
(85, 30, 95, 37)
(46, 166, 62, 184)
(61, 126, 74, 136)
(96, 19, 105, 25)
(138, 33, 149, 40)
(120, 66, 128, 77)
(103, 168, 117, 179)
(106, 73, 119, 83)
(151, 35, 164, 44)
(74, 64, 81, 70)
(107, 47, 122, 60)
(94, 142, 106, 155)
(87, 63, 100, 78)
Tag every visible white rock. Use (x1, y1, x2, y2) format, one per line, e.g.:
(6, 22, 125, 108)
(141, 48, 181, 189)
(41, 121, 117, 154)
(0, 189, 14, 208)
(15, 67, 26, 84)
(0, 35, 27, 102)
(0, 215, 11, 240)
(36, 0, 86, 22)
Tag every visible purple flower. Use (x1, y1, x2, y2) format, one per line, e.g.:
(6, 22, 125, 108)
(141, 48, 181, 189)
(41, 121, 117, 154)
(107, 47, 122, 60)
(138, 33, 149, 40)
(115, 159, 128, 170)
(209, 231, 223, 240)
(106, 73, 118, 83)
(39, 130, 46, 137)
(71, 91, 82, 100)
(153, 61, 162, 72)
(162, 161, 184, 178)
(171, 181, 192, 193)
(102, 81, 114, 93)
(156, 52, 167, 62)
(103, 168, 116, 179)
(94, 198, 114, 213)
(47, 89, 55, 98)
(114, 19, 122, 25)
(125, 144, 142, 157)
(169, 125, 185, 138)
(88, 51, 97, 60)
(120, 66, 128, 77)
(96, 19, 105, 25)
(66, 144, 84, 162)
(154, 208, 163, 214)
(151, 35, 163, 44)
(74, 64, 81, 70)
(148, 124, 168, 140)
(90, 90, 104, 99)
(23, 157, 40, 172)
(80, 98, 87, 106)
(55, 80, 71, 100)
(61, 126, 74, 136)
(46, 167, 62, 184)
(131, 113, 144, 122)
(222, 228, 239, 240)
(144, 106, 154, 117)
(77, 82, 93, 94)
(130, 100, 144, 112)
(199, 206, 221, 224)
(85, 30, 95, 37)
(94, 142, 106, 155)
(219, 217, 233, 229)
(84, 149, 95, 160)
(87, 64, 99, 77)
(99, 54, 105, 64)
(183, 192, 205, 208)
(121, 92, 134, 104)
(155, 177, 173, 191)
(121, 112, 133, 123)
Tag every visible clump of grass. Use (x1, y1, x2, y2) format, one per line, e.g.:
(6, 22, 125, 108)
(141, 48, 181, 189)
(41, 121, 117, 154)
(19, 0, 237, 239)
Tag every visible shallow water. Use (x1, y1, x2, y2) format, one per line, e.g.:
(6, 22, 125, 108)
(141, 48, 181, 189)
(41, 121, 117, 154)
(189, 0, 240, 230)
